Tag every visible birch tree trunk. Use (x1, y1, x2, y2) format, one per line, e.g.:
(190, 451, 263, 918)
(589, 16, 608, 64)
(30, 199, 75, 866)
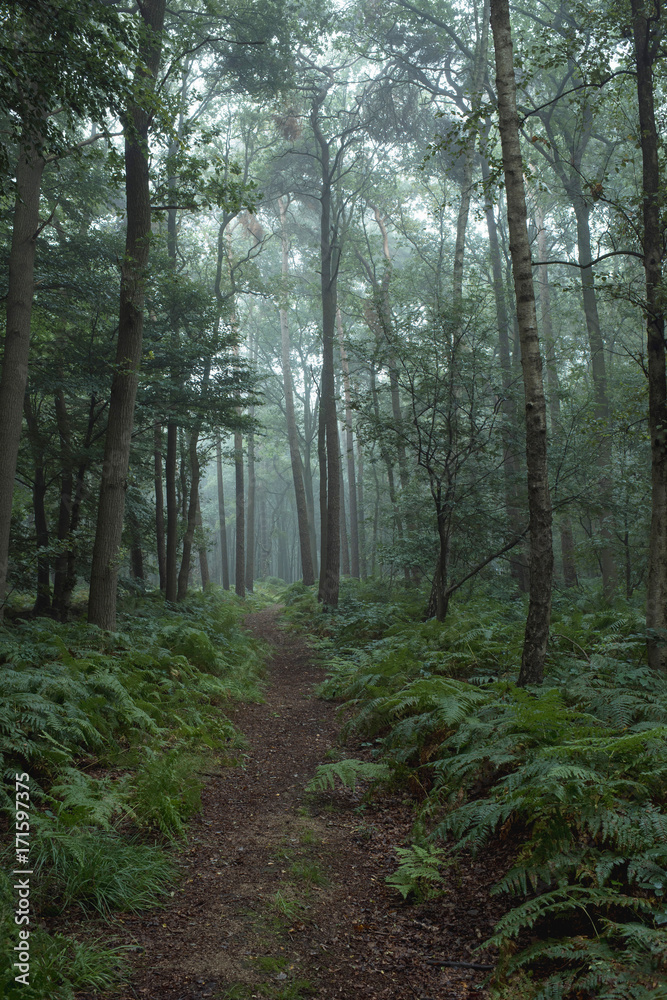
(490, 0, 553, 685)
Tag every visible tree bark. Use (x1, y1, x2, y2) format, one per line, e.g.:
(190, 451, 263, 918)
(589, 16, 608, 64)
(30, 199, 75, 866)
(53, 392, 98, 620)
(88, 0, 166, 628)
(216, 437, 230, 589)
(278, 197, 315, 585)
(337, 308, 360, 578)
(235, 429, 245, 598)
(535, 207, 578, 588)
(569, 188, 617, 596)
(0, 138, 45, 618)
(177, 429, 200, 600)
(356, 435, 368, 579)
(632, 0, 667, 670)
(245, 420, 255, 594)
(482, 156, 529, 591)
(24, 395, 50, 613)
(154, 422, 167, 592)
(196, 495, 210, 590)
(311, 93, 341, 608)
(490, 0, 553, 686)
(165, 421, 178, 601)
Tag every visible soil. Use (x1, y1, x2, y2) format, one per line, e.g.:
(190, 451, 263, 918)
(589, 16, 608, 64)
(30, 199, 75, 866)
(80, 607, 510, 1000)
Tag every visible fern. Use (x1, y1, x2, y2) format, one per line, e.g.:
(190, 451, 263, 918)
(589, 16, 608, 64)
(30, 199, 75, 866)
(385, 843, 448, 900)
(306, 758, 391, 793)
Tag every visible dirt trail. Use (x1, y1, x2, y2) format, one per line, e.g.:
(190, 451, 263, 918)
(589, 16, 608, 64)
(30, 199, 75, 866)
(103, 607, 501, 1000)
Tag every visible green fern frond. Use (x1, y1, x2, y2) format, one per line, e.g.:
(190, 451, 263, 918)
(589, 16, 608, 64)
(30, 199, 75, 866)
(306, 758, 391, 793)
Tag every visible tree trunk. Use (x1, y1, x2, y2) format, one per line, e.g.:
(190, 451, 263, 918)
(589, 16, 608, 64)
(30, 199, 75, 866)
(165, 421, 178, 601)
(24, 396, 50, 614)
(632, 0, 667, 670)
(88, 0, 166, 628)
(235, 429, 245, 598)
(196, 495, 210, 590)
(216, 437, 230, 589)
(53, 392, 98, 620)
(302, 360, 319, 578)
(278, 197, 315, 585)
(337, 308, 360, 578)
(569, 188, 617, 597)
(0, 138, 45, 619)
(491, 0, 553, 686)
(535, 207, 578, 588)
(177, 428, 200, 600)
(339, 430, 350, 576)
(356, 436, 368, 579)
(128, 506, 145, 582)
(311, 97, 341, 608)
(482, 156, 529, 591)
(154, 422, 167, 592)
(245, 421, 255, 594)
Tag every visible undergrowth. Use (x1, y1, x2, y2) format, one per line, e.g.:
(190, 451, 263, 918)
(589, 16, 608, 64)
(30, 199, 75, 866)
(298, 578, 667, 999)
(0, 587, 265, 999)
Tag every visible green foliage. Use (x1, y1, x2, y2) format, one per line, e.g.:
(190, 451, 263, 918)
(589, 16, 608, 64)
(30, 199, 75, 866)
(306, 758, 392, 793)
(315, 591, 667, 999)
(385, 843, 448, 901)
(0, 591, 263, 998)
(31, 818, 174, 915)
(132, 748, 206, 839)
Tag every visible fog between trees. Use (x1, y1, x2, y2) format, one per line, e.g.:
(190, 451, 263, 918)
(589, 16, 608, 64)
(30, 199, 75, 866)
(1, 0, 664, 683)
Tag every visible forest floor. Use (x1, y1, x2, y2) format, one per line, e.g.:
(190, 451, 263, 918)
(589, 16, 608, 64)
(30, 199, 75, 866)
(77, 606, 509, 1000)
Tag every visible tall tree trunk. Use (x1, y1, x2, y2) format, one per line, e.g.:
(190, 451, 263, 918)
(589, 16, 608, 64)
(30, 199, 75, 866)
(154, 422, 167, 592)
(482, 156, 529, 591)
(356, 436, 368, 579)
(165, 421, 178, 601)
(632, 0, 667, 670)
(337, 308, 360, 578)
(216, 437, 230, 589)
(235, 429, 245, 598)
(0, 138, 45, 619)
(452, 0, 489, 307)
(278, 197, 315, 585)
(177, 429, 200, 600)
(568, 186, 617, 596)
(128, 506, 144, 582)
(88, 0, 166, 628)
(339, 430, 350, 576)
(245, 421, 255, 594)
(196, 495, 210, 590)
(491, 0, 553, 686)
(535, 207, 578, 588)
(24, 396, 50, 613)
(311, 96, 341, 608)
(53, 392, 98, 620)
(302, 360, 319, 578)
(53, 389, 73, 615)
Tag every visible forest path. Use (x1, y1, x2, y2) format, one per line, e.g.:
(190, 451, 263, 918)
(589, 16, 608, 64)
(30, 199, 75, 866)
(108, 606, 498, 1000)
